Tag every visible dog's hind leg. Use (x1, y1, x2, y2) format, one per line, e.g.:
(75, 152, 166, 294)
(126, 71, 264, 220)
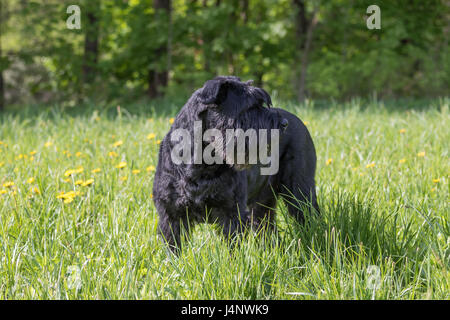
(249, 190, 277, 234)
(280, 175, 319, 225)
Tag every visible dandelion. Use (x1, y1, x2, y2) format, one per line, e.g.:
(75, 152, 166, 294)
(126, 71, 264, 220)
(29, 150, 37, 156)
(75, 167, 84, 174)
(431, 187, 436, 192)
(116, 161, 127, 169)
(64, 169, 76, 177)
(150, 194, 153, 199)
(44, 141, 53, 148)
(27, 177, 35, 184)
(0, 189, 7, 195)
(399, 159, 406, 164)
(417, 151, 426, 157)
(325, 158, 333, 166)
(3, 181, 14, 188)
(32, 187, 40, 195)
(64, 197, 74, 204)
(120, 176, 128, 181)
(82, 179, 94, 187)
(432, 178, 440, 184)
(147, 133, 156, 140)
(92, 168, 101, 173)
(108, 151, 118, 158)
(169, 118, 175, 124)
(64, 178, 71, 183)
(75, 180, 84, 186)
(132, 169, 141, 174)
(399, 128, 406, 134)
(75, 151, 83, 157)
(366, 162, 375, 168)
(146, 165, 155, 172)
(113, 140, 123, 148)
(156, 139, 161, 145)
(304, 121, 309, 126)
(0, 162, 4, 167)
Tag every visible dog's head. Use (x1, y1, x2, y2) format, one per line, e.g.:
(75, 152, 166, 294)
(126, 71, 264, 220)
(197, 76, 287, 171)
(198, 75, 287, 129)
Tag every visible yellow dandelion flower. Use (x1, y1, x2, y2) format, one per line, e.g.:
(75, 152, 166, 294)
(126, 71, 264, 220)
(64, 178, 71, 183)
(29, 150, 37, 156)
(64, 169, 76, 177)
(92, 168, 101, 173)
(120, 176, 128, 181)
(417, 151, 426, 157)
(27, 177, 35, 184)
(82, 179, 94, 187)
(0, 162, 4, 167)
(399, 159, 406, 164)
(366, 162, 375, 168)
(75, 167, 84, 174)
(169, 118, 175, 124)
(399, 128, 406, 134)
(431, 187, 436, 192)
(64, 197, 74, 204)
(432, 178, 440, 184)
(44, 141, 53, 148)
(303, 121, 309, 126)
(56, 192, 66, 199)
(325, 158, 333, 166)
(116, 161, 127, 169)
(0, 189, 7, 195)
(75, 180, 84, 186)
(29, 156, 34, 161)
(108, 151, 118, 158)
(3, 181, 14, 188)
(146, 165, 156, 172)
(147, 133, 156, 140)
(156, 139, 161, 145)
(113, 140, 123, 148)
(150, 194, 153, 199)
(32, 187, 40, 194)
(132, 169, 141, 174)
(75, 151, 83, 157)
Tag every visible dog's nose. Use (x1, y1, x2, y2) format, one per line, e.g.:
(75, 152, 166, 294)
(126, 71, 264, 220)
(280, 118, 289, 131)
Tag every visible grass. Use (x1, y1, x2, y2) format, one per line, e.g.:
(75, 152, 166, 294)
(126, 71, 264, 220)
(0, 98, 448, 299)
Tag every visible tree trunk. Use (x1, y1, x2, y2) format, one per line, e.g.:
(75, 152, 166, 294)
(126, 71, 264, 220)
(148, 0, 171, 99)
(0, 0, 4, 111)
(82, 0, 100, 85)
(293, 0, 318, 103)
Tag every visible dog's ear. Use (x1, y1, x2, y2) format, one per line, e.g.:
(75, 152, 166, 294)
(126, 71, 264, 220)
(199, 78, 231, 105)
(253, 87, 272, 108)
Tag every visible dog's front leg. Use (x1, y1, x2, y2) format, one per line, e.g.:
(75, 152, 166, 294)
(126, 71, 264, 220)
(157, 212, 191, 253)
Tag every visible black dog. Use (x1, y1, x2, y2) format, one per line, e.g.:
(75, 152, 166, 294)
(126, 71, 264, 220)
(153, 76, 319, 251)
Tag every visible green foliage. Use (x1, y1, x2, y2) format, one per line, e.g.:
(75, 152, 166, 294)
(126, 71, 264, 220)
(1, 1, 449, 104)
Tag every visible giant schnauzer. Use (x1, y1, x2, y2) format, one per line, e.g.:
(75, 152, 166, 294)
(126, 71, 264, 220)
(153, 76, 319, 251)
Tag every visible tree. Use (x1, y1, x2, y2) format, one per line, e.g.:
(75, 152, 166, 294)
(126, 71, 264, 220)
(148, 0, 171, 98)
(83, 0, 100, 85)
(293, 0, 318, 103)
(0, 0, 4, 110)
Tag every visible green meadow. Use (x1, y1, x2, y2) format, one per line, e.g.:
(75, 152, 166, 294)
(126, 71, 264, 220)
(0, 99, 448, 299)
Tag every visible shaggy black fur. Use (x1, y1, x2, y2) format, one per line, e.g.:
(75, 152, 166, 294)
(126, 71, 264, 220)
(153, 76, 319, 252)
